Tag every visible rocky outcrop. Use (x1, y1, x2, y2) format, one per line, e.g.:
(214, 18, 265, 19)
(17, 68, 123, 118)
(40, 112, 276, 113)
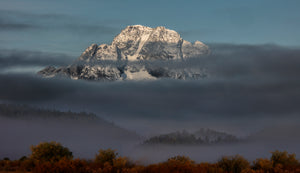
(77, 25, 209, 62)
(38, 25, 209, 81)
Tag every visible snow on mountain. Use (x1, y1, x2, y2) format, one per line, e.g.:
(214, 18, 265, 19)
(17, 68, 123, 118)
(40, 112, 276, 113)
(78, 25, 209, 62)
(38, 25, 209, 81)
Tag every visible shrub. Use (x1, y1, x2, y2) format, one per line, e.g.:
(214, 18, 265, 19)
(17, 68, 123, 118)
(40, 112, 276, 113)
(271, 150, 299, 167)
(30, 141, 73, 163)
(113, 156, 134, 170)
(33, 158, 92, 173)
(252, 158, 272, 171)
(160, 155, 196, 173)
(167, 155, 195, 164)
(19, 156, 28, 161)
(218, 155, 250, 173)
(95, 148, 118, 166)
(3, 157, 10, 161)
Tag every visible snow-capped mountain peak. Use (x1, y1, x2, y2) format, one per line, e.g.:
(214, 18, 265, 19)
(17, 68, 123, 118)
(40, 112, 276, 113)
(78, 25, 209, 62)
(39, 25, 209, 81)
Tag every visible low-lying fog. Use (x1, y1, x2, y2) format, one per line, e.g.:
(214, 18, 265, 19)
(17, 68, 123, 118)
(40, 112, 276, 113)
(1, 44, 300, 163)
(1, 116, 300, 163)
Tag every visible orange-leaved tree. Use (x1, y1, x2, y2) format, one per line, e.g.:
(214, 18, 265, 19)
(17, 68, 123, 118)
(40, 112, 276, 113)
(271, 150, 299, 168)
(218, 155, 250, 173)
(95, 148, 118, 166)
(30, 141, 73, 163)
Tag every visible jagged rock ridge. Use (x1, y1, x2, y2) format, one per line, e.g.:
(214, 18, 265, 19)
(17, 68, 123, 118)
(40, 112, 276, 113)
(38, 25, 209, 81)
(78, 25, 209, 61)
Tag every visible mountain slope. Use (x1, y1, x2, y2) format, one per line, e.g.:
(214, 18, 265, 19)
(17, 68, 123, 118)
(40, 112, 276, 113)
(78, 25, 209, 62)
(38, 25, 209, 81)
(0, 104, 140, 158)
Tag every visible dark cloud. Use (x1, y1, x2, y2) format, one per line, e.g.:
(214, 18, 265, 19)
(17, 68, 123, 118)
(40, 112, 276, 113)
(207, 43, 300, 79)
(0, 44, 299, 123)
(0, 21, 36, 30)
(0, 49, 74, 73)
(0, 74, 77, 102)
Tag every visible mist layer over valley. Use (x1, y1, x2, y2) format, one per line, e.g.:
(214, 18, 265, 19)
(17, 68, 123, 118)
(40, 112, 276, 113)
(1, 43, 300, 163)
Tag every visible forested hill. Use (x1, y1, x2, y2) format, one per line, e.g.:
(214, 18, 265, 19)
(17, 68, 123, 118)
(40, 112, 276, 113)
(0, 103, 99, 121)
(0, 103, 141, 159)
(143, 129, 239, 145)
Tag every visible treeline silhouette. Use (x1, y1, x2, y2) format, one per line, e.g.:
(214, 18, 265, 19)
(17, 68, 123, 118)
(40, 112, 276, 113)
(0, 104, 99, 121)
(143, 129, 239, 145)
(1, 142, 300, 173)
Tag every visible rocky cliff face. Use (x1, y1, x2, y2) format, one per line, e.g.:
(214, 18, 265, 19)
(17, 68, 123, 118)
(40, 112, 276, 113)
(38, 25, 209, 81)
(78, 25, 209, 62)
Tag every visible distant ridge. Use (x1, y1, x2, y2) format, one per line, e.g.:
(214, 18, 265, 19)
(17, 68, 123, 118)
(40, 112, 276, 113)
(142, 129, 239, 145)
(0, 103, 98, 121)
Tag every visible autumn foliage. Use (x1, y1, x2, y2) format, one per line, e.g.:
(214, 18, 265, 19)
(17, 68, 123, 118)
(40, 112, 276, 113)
(1, 142, 300, 173)
(30, 142, 73, 163)
(217, 155, 250, 173)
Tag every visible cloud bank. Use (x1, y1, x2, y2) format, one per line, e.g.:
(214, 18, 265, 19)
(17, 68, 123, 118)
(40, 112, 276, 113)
(1, 43, 300, 161)
(0, 44, 299, 123)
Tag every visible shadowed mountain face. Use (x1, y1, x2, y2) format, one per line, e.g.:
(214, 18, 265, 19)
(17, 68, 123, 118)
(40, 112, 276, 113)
(38, 25, 209, 81)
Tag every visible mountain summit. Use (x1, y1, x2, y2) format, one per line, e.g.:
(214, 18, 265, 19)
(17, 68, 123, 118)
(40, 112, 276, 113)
(78, 25, 209, 62)
(39, 25, 209, 81)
